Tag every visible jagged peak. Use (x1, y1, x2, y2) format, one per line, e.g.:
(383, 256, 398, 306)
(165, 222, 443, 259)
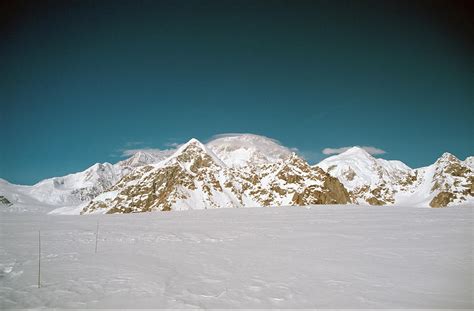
(285, 152, 307, 164)
(277, 152, 312, 174)
(436, 152, 460, 164)
(174, 138, 210, 156)
(182, 137, 206, 149)
(164, 138, 226, 167)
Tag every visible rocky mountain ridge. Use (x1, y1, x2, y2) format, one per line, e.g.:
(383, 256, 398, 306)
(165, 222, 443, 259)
(318, 148, 473, 207)
(81, 139, 350, 214)
(1, 134, 472, 213)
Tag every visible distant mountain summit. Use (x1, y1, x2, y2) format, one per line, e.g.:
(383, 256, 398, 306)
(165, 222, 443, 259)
(1, 135, 472, 213)
(116, 150, 173, 172)
(317, 146, 415, 205)
(206, 133, 293, 167)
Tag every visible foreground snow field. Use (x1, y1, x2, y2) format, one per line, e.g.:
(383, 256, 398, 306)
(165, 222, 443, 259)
(0, 206, 472, 308)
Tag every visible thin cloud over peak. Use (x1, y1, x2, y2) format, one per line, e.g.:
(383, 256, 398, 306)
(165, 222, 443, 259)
(207, 133, 284, 145)
(322, 146, 387, 155)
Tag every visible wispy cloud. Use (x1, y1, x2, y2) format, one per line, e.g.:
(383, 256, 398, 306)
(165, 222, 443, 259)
(207, 133, 284, 145)
(322, 146, 387, 155)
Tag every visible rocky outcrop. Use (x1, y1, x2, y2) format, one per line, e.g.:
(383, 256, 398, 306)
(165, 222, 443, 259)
(430, 192, 456, 208)
(423, 153, 473, 207)
(0, 195, 12, 206)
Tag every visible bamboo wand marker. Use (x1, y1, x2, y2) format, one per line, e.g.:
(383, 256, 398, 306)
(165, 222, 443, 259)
(95, 219, 99, 254)
(38, 230, 41, 288)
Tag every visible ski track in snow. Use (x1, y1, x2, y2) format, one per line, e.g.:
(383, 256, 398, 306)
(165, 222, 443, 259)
(0, 206, 472, 308)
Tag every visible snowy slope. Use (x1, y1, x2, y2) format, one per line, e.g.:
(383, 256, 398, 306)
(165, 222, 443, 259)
(0, 179, 56, 213)
(0, 163, 122, 207)
(1, 206, 472, 308)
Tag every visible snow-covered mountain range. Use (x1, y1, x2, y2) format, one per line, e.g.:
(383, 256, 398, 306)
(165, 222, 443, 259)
(0, 134, 472, 214)
(317, 148, 473, 207)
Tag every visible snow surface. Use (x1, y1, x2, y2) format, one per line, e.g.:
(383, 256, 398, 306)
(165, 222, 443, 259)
(1, 206, 472, 309)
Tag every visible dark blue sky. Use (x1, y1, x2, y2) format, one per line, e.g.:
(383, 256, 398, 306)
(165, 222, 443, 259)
(1, 0, 473, 185)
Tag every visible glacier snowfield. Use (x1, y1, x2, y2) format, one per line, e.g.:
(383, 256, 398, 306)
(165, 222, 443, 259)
(0, 206, 472, 308)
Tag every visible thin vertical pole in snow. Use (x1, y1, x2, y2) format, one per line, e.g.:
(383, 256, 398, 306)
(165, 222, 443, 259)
(95, 219, 99, 254)
(38, 230, 41, 288)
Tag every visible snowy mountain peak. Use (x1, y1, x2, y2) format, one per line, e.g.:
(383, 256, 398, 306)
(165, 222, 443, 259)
(341, 146, 372, 157)
(116, 150, 173, 169)
(128, 151, 155, 164)
(317, 147, 414, 205)
(185, 137, 204, 147)
(283, 152, 309, 169)
(164, 138, 226, 168)
(206, 133, 292, 167)
(436, 152, 459, 164)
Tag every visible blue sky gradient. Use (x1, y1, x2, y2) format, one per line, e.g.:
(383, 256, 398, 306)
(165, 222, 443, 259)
(1, 0, 473, 184)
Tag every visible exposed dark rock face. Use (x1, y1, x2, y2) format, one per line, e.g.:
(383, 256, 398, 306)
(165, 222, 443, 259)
(430, 192, 456, 208)
(0, 195, 12, 206)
